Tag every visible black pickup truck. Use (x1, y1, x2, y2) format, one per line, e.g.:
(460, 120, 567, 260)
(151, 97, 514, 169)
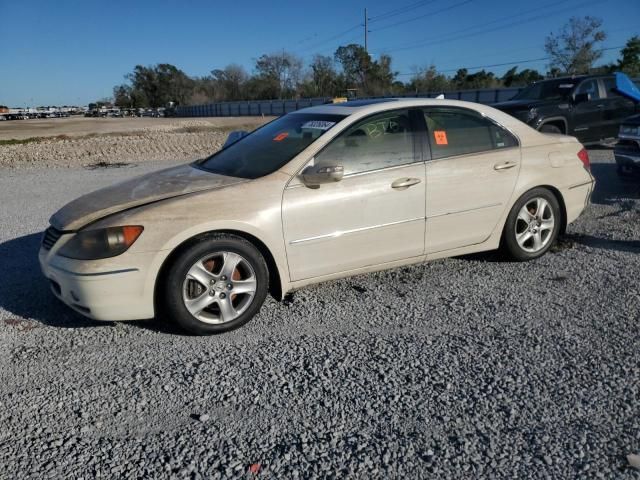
(493, 74, 639, 144)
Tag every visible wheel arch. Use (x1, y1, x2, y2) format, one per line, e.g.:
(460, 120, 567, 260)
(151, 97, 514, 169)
(153, 229, 284, 314)
(538, 117, 568, 134)
(509, 184, 567, 235)
(538, 185, 568, 234)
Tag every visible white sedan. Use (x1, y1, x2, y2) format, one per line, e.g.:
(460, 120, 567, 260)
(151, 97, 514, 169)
(40, 99, 595, 334)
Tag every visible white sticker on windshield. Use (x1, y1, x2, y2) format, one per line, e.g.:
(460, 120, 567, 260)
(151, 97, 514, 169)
(559, 84, 575, 89)
(302, 120, 336, 130)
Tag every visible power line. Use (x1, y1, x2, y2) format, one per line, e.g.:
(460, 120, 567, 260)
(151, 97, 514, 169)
(368, 0, 437, 23)
(376, 0, 604, 53)
(374, 0, 574, 51)
(396, 45, 624, 76)
(294, 23, 362, 55)
(371, 0, 474, 33)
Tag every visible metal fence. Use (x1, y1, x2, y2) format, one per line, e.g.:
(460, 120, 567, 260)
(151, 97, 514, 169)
(175, 87, 523, 117)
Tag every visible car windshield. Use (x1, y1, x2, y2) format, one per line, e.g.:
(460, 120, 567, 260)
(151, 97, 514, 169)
(512, 79, 576, 101)
(197, 113, 346, 179)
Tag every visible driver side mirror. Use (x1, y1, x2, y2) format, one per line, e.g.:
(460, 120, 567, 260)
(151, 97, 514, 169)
(301, 164, 344, 188)
(573, 92, 591, 104)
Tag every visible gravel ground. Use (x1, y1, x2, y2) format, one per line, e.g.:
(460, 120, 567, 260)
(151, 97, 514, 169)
(0, 148, 639, 478)
(0, 118, 270, 169)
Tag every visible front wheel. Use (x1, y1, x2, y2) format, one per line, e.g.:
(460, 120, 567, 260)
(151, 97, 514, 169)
(159, 234, 269, 335)
(502, 188, 561, 261)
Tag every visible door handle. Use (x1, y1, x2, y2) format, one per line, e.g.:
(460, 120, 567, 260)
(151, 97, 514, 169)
(494, 162, 517, 171)
(391, 177, 422, 189)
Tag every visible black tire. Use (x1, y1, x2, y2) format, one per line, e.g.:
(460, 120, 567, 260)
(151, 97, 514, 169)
(158, 233, 269, 335)
(502, 188, 561, 261)
(539, 124, 563, 135)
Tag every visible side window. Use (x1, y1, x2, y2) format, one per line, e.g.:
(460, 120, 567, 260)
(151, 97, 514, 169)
(602, 77, 620, 98)
(575, 79, 601, 100)
(314, 109, 415, 175)
(423, 108, 517, 160)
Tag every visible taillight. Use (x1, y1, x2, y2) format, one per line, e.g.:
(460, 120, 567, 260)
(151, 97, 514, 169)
(577, 148, 590, 172)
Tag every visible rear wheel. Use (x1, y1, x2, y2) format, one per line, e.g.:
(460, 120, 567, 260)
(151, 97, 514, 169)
(159, 234, 269, 335)
(502, 188, 561, 261)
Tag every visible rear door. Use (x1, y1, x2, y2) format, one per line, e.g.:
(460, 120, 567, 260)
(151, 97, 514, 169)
(600, 76, 636, 138)
(420, 107, 521, 254)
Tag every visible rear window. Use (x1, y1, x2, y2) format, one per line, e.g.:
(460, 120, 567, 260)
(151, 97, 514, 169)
(197, 113, 346, 179)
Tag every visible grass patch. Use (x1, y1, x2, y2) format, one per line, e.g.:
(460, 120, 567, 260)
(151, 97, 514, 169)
(0, 134, 71, 146)
(84, 161, 134, 170)
(0, 137, 44, 146)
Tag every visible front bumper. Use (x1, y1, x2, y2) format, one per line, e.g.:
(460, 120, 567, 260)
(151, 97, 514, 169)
(39, 246, 157, 321)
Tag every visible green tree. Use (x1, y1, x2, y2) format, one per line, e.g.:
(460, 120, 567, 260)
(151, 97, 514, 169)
(334, 44, 370, 89)
(211, 64, 248, 101)
(544, 16, 607, 74)
(408, 65, 450, 93)
(617, 35, 640, 78)
(125, 64, 194, 107)
(303, 55, 342, 97)
(254, 52, 303, 99)
(334, 44, 397, 95)
(502, 67, 544, 87)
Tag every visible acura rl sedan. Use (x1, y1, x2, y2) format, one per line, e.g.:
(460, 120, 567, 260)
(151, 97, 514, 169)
(40, 99, 595, 334)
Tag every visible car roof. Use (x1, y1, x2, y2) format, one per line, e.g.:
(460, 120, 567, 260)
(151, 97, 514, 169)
(291, 97, 546, 146)
(292, 97, 507, 116)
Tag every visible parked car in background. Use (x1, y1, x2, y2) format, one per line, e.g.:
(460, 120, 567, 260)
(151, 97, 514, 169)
(613, 73, 640, 177)
(493, 74, 638, 144)
(616, 115, 640, 177)
(40, 99, 594, 335)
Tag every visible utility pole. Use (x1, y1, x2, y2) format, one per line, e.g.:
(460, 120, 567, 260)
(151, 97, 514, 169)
(364, 8, 368, 53)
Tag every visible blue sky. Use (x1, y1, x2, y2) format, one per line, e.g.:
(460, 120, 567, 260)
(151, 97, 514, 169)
(0, 0, 638, 106)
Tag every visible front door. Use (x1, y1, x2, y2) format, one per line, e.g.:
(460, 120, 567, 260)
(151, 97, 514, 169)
(420, 107, 521, 254)
(282, 109, 426, 282)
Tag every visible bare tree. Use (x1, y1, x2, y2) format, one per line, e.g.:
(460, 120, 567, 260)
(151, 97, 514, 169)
(544, 16, 607, 74)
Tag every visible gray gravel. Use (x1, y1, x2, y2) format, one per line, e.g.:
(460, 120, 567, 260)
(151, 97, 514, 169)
(0, 149, 639, 478)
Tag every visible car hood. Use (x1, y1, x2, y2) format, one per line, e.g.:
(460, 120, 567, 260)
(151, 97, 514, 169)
(50, 164, 247, 231)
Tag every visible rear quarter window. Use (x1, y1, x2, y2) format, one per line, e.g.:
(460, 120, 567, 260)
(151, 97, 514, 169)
(423, 108, 517, 160)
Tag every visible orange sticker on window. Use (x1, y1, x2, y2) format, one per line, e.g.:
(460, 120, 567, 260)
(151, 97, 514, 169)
(434, 130, 448, 145)
(273, 132, 289, 142)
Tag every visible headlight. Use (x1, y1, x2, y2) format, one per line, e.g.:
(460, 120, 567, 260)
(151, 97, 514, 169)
(526, 108, 538, 122)
(58, 226, 143, 260)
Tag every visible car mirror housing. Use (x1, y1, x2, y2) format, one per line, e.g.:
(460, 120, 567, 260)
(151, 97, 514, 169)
(301, 164, 344, 188)
(573, 93, 591, 104)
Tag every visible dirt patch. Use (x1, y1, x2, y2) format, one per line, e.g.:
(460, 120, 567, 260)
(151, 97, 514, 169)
(4, 318, 39, 331)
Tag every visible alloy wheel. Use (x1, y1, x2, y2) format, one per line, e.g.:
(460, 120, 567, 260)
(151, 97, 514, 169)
(182, 251, 257, 324)
(514, 197, 555, 253)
